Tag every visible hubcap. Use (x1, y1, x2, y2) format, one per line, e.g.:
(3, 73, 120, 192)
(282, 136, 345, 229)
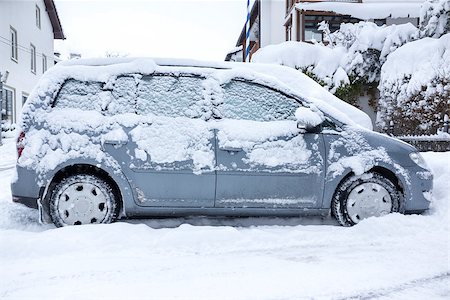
(346, 182, 392, 224)
(57, 182, 109, 225)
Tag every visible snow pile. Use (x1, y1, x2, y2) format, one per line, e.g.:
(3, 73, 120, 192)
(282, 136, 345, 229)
(420, 0, 450, 38)
(252, 22, 418, 93)
(378, 33, 450, 134)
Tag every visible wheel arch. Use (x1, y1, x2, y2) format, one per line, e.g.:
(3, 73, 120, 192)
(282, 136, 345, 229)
(323, 164, 407, 211)
(40, 160, 134, 223)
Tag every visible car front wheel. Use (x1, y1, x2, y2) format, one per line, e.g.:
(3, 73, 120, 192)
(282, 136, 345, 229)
(49, 174, 119, 227)
(332, 173, 402, 226)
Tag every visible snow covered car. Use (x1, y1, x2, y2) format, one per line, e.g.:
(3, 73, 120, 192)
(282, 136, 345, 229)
(11, 58, 433, 227)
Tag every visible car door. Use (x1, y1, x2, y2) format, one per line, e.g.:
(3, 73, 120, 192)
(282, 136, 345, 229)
(103, 74, 216, 208)
(214, 79, 325, 209)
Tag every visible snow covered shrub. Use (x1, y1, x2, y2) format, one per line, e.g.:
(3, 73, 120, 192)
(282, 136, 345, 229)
(378, 34, 450, 135)
(420, 0, 450, 38)
(327, 22, 418, 84)
(253, 22, 418, 108)
(326, 22, 417, 107)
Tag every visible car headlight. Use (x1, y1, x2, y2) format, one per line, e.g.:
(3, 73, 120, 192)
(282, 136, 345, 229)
(409, 152, 430, 170)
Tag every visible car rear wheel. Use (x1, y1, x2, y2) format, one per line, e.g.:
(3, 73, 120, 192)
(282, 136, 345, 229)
(332, 173, 402, 226)
(49, 174, 119, 227)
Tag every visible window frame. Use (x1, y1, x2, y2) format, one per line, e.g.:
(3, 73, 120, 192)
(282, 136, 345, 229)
(1, 85, 16, 124)
(36, 5, 41, 29)
(42, 54, 47, 73)
(30, 43, 36, 74)
(10, 26, 18, 62)
(21, 92, 29, 106)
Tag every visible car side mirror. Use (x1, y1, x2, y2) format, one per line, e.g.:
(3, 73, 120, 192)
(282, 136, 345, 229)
(295, 107, 325, 133)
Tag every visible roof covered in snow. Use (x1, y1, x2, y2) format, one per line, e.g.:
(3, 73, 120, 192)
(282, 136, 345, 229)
(296, 0, 423, 20)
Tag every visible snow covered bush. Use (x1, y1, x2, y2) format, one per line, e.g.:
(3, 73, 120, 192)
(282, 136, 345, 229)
(378, 34, 450, 135)
(419, 0, 450, 38)
(328, 22, 418, 82)
(253, 21, 418, 107)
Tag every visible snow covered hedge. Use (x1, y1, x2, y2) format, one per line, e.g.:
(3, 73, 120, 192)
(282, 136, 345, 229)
(252, 21, 418, 108)
(420, 0, 450, 38)
(378, 33, 450, 135)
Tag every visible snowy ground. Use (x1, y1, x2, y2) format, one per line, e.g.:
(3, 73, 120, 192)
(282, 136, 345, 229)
(0, 136, 448, 299)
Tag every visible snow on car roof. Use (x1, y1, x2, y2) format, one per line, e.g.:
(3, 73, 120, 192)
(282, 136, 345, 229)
(34, 57, 372, 130)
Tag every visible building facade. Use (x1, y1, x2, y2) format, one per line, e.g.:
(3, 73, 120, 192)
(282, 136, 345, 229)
(0, 0, 64, 127)
(226, 0, 422, 61)
(288, 0, 421, 43)
(225, 0, 286, 62)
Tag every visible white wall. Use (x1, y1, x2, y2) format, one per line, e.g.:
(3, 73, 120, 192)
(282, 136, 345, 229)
(260, 0, 286, 47)
(0, 0, 55, 123)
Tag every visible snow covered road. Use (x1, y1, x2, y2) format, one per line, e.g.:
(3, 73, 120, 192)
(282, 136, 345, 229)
(0, 137, 448, 299)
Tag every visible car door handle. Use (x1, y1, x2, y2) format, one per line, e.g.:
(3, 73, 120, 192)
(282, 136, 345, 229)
(103, 140, 128, 146)
(219, 146, 243, 152)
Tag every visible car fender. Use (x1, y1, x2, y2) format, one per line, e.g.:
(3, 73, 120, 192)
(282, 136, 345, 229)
(321, 161, 411, 210)
(39, 158, 135, 220)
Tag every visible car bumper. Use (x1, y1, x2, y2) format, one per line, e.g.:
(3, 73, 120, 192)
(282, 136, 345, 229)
(404, 168, 433, 212)
(10, 166, 43, 210)
(12, 195, 38, 209)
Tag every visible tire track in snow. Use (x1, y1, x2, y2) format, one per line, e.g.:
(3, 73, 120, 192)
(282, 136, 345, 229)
(0, 165, 14, 171)
(338, 272, 450, 300)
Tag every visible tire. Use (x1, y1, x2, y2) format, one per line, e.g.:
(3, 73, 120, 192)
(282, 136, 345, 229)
(332, 173, 403, 226)
(49, 174, 119, 227)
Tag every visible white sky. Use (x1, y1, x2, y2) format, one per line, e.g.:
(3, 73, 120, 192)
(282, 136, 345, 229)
(54, 0, 250, 61)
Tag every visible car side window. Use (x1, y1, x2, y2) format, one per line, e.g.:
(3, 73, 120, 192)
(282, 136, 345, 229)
(109, 76, 137, 115)
(54, 79, 103, 111)
(136, 75, 204, 118)
(220, 80, 300, 121)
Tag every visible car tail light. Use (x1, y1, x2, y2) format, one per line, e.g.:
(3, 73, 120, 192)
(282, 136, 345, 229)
(17, 131, 25, 159)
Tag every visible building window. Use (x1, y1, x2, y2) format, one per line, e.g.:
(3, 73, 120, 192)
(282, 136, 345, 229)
(10, 26, 18, 62)
(22, 93, 29, 105)
(304, 28, 322, 42)
(42, 54, 47, 73)
(1, 87, 14, 125)
(285, 17, 292, 41)
(302, 14, 361, 42)
(36, 5, 41, 29)
(30, 44, 36, 74)
(374, 19, 386, 26)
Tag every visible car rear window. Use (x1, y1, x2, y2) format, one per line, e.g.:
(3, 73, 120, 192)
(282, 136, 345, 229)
(220, 80, 300, 121)
(54, 79, 104, 111)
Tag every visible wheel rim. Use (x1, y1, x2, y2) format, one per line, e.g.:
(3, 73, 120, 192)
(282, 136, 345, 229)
(346, 182, 392, 224)
(56, 181, 110, 225)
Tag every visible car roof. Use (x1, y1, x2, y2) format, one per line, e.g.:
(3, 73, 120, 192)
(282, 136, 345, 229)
(59, 57, 233, 70)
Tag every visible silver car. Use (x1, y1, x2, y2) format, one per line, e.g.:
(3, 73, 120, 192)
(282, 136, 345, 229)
(11, 59, 433, 227)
